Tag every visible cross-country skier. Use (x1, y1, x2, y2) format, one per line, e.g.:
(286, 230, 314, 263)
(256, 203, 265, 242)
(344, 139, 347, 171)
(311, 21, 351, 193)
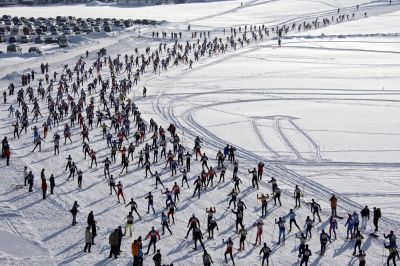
(304, 216, 314, 239)
(193, 227, 205, 250)
(232, 209, 245, 233)
(320, 229, 331, 255)
(180, 168, 190, 188)
(116, 181, 126, 204)
(352, 231, 364, 255)
(254, 220, 264, 246)
(203, 250, 213, 266)
(275, 217, 286, 244)
(227, 189, 238, 209)
(248, 168, 259, 189)
(296, 232, 307, 257)
(300, 244, 312, 266)
(145, 192, 156, 214)
(192, 176, 201, 198)
(207, 218, 219, 239)
(287, 209, 301, 231)
(329, 216, 338, 240)
(126, 198, 142, 219)
(384, 231, 397, 249)
(161, 212, 172, 235)
(345, 213, 354, 239)
(185, 214, 200, 239)
(238, 227, 247, 250)
(109, 175, 116, 195)
(259, 242, 271, 266)
(308, 199, 321, 222)
(125, 212, 134, 237)
(255, 193, 269, 218)
(224, 238, 235, 265)
(145, 226, 161, 255)
(384, 243, 399, 266)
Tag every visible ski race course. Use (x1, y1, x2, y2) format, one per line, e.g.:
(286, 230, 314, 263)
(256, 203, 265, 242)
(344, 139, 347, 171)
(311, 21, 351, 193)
(0, 0, 400, 265)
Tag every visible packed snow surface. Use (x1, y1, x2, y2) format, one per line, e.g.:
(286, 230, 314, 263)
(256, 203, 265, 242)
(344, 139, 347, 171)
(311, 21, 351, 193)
(1, 0, 400, 265)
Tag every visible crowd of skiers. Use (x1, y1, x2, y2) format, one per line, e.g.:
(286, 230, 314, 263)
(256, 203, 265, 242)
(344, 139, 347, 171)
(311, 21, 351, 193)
(2, 4, 398, 266)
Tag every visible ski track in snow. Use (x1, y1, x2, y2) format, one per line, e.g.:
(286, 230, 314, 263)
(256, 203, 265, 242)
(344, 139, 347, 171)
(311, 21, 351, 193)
(273, 119, 305, 161)
(251, 119, 281, 159)
(287, 119, 323, 162)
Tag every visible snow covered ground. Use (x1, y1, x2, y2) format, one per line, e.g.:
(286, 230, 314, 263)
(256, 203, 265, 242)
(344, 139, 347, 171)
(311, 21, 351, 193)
(1, 0, 400, 265)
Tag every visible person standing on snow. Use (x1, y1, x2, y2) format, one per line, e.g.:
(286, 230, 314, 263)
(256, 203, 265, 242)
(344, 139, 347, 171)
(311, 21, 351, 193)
(126, 198, 142, 219)
(153, 249, 162, 266)
(109, 229, 119, 259)
(203, 250, 213, 266)
(116, 181, 126, 204)
(84, 227, 92, 253)
(224, 238, 235, 265)
(360, 206, 370, 230)
(70, 201, 79, 226)
(329, 194, 337, 217)
(300, 244, 312, 266)
(320, 229, 331, 255)
(49, 174, 55, 194)
(373, 207, 381, 232)
(145, 226, 161, 255)
(41, 177, 47, 199)
(145, 192, 156, 214)
(161, 212, 172, 235)
(259, 242, 271, 266)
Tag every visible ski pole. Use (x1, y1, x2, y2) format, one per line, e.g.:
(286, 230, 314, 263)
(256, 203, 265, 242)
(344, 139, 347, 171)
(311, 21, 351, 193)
(248, 227, 254, 245)
(272, 223, 276, 244)
(220, 238, 224, 263)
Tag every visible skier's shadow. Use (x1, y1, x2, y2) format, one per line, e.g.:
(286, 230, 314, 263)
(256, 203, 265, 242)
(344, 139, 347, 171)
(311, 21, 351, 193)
(167, 237, 189, 255)
(42, 225, 72, 242)
(332, 239, 353, 257)
(315, 218, 330, 232)
(178, 196, 198, 211)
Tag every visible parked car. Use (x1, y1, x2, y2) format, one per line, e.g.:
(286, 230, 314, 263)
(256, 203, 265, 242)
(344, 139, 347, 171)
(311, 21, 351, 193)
(28, 46, 42, 54)
(7, 44, 22, 53)
(58, 36, 69, 48)
(34, 36, 45, 43)
(8, 36, 17, 43)
(73, 26, 81, 34)
(104, 25, 112, 32)
(45, 37, 55, 44)
(20, 35, 32, 43)
(63, 28, 72, 35)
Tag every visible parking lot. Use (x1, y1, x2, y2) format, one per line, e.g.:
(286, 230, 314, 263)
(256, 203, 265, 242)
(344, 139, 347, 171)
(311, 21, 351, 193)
(0, 15, 159, 54)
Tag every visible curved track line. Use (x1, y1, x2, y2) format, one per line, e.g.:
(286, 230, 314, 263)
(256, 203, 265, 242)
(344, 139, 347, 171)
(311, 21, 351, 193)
(274, 119, 305, 161)
(288, 119, 323, 161)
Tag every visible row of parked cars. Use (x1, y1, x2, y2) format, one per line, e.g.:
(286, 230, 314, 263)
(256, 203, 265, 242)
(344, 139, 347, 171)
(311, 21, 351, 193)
(0, 15, 160, 55)
(0, 15, 160, 43)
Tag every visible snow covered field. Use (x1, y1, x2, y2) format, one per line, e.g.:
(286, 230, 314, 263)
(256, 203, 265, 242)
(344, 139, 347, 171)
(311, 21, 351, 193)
(1, 0, 400, 265)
